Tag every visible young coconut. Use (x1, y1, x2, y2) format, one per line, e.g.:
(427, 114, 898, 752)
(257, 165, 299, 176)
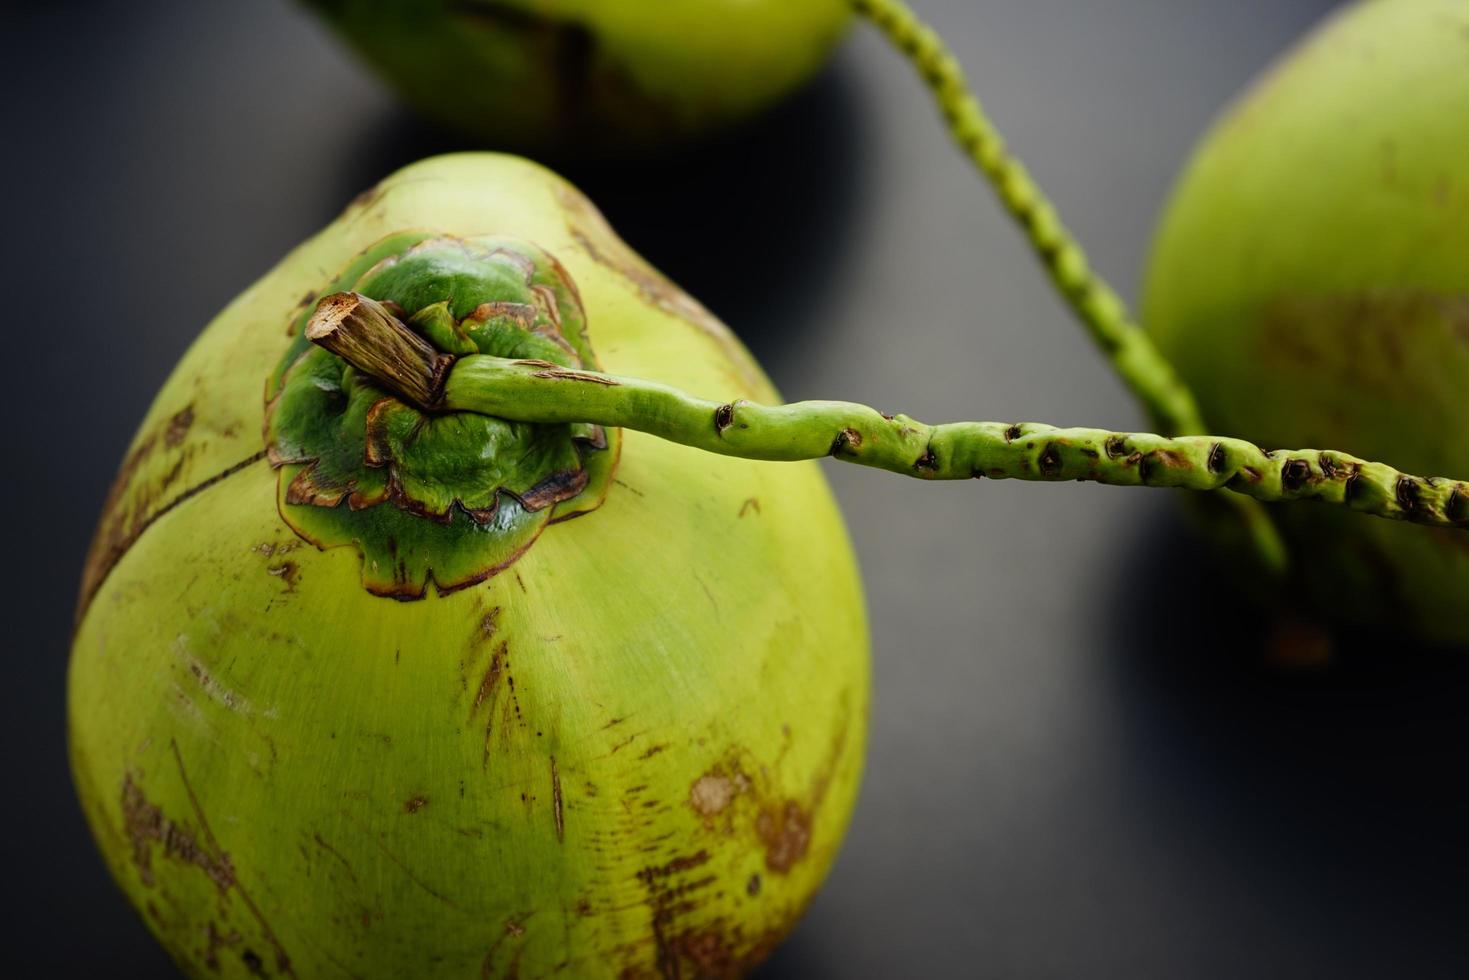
(72, 149, 1469, 976)
(1142, 0, 1469, 643)
(69, 154, 869, 978)
(299, 0, 851, 153)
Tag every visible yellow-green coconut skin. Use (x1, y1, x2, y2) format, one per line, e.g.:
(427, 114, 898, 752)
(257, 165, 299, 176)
(68, 154, 869, 978)
(303, 0, 851, 153)
(1142, 0, 1469, 643)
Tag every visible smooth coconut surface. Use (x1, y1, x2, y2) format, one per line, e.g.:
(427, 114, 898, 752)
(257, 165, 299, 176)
(1142, 0, 1469, 643)
(69, 153, 869, 978)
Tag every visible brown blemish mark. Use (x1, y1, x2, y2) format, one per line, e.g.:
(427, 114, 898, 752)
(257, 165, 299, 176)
(756, 801, 812, 874)
(632, 850, 716, 980)
(551, 756, 565, 843)
(204, 921, 242, 973)
(1396, 476, 1421, 513)
(1038, 442, 1063, 476)
(477, 607, 502, 644)
(266, 560, 299, 592)
(1004, 424, 1023, 443)
(473, 641, 509, 716)
(1207, 442, 1227, 474)
(746, 874, 761, 897)
(1151, 449, 1189, 470)
(1104, 435, 1128, 459)
(689, 774, 736, 821)
(1318, 452, 1337, 479)
(241, 949, 267, 978)
(830, 427, 862, 456)
(349, 182, 385, 212)
(121, 774, 235, 892)
(185, 658, 249, 715)
(738, 497, 760, 518)
(123, 742, 298, 975)
(713, 403, 734, 434)
(1448, 488, 1469, 524)
(518, 466, 591, 511)
(636, 851, 711, 885)
(164, 405, 194, 448)
(529, 366, 620, 386)
(404, 795, 428, 814)
(639, 744, 669, 761)
(1281, 459, 1311, 493)
(912, 446, 938, 472)
(1231, 466, 1263, 487)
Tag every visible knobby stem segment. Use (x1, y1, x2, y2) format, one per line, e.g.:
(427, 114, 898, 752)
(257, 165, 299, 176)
(850, 0, 1289, 570)
(308, 299, 1469, 534)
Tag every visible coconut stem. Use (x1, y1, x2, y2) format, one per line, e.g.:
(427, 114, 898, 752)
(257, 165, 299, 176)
(297, 306, 1464, 532)
(850, 0, 1289, 569)
(439, 357, 1467, 528)
(307, 292, 452, 409)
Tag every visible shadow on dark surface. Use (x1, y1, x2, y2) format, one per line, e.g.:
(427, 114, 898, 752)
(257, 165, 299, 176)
(1100, 508, 1469, 971)
(338, 58, 869, 377)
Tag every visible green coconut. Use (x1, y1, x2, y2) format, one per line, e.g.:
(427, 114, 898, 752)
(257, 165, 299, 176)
(69, 153, 869, 978)
(1142, 0, 1469, 643)
(301, 0, 851, 153)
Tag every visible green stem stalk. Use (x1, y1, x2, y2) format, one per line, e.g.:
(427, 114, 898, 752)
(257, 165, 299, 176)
(435, 356, 1467, 531)
(309, 295, 1469, 532)
(850, 0, 1289, 567)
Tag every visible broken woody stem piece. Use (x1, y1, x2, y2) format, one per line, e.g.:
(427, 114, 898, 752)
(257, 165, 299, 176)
(309, 293, 1469, 532)
(851, 0, 1289, 569)
(307, 292, 454, 408)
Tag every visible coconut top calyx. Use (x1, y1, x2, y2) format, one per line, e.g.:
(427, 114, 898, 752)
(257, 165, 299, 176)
(265, 234, 619, 599)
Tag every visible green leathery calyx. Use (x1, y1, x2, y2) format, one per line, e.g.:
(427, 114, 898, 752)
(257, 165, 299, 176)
(308, 301, 1469, 533)
(850, 0, 1288, 574)
(1142, 0, 1469, 642)
(301, 0, 851, 153)
(266, 235, 620, 598)
(70, 154, 868, 979)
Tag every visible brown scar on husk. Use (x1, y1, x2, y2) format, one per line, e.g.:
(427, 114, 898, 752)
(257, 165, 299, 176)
(78, 449, 269, 626)
(404, 795, 428, 814)
(471, 641, 510, 764)
(551, 757, 565, 843)
(476, 607, 502, 643)
(738, 497, 761, 518)
(755, 802, 813, 874)
(266, 560, 300, 592)
(694, 694, 853, 876)
(165, 405, 195, 448)
(121, 773, 235, 892)
(628, 847, 790, 979)
(121, 742, 298, 976)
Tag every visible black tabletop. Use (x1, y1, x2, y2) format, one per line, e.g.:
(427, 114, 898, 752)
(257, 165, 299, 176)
(9, 1, 1468, 976)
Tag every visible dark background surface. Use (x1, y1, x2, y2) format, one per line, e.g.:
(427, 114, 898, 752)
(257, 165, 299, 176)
(6, 0, 1469, 976)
